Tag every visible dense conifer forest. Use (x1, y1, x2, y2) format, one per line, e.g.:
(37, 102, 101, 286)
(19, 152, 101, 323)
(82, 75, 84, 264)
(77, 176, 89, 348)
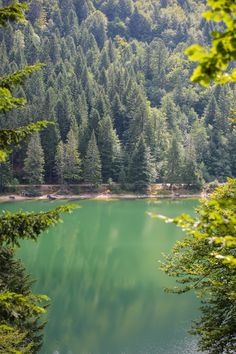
(0, 0, 236, 192)
(0, 1, 235, 353)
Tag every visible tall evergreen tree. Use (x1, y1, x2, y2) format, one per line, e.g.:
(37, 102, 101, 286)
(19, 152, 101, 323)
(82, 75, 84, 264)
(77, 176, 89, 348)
(41, 120, 60, 183)
(129, 136, 154, 193)
(84, 130, 102, 184)
(97, 115, 121, 182)
(0, 159, 14, 192)
(55, 140, 65, 184)
(0, 4, 73, 352)
(64, 128, 81, 183)
(182, 137, 203, 187)
(1, 0, 235, 189)
(165, 134, 184, 185)
(24, 132, 45, 184)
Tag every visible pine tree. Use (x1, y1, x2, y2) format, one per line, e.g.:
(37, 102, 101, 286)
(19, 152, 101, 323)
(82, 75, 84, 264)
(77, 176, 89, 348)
(84, 130, 102, 184)
(24, 132, 45, 184)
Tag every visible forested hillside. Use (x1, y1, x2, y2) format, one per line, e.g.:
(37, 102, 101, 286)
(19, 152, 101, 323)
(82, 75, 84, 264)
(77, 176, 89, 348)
(0, 0, 235, 191)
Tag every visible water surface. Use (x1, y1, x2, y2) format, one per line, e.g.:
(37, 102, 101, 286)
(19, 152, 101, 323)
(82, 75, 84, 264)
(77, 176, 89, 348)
(1, 199, 201, 354)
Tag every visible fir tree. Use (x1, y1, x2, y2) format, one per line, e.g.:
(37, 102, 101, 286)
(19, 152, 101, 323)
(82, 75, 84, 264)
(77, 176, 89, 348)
(41, 120, 60, 183)
(24, 132, 45, 184)
(0, 4, 73, 352)
(0, 159, 13, 192)
(182, 137, 204, 187)
(84, 130, 102, 184)
(55, 140, 65, 184)
(64, 128, 81, 183)
(97, 115, 121, 182)
(1, 0, 235, 187)
(165, 135, 184, 185)
(129, 136, 153, 193)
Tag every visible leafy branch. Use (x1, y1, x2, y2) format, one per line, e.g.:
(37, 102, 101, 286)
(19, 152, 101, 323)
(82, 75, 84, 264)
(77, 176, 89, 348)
(0, 65, 45, 90)
(0, 2, 28, 27)
(185, 0, 236, 85)
(0, 205, 79, 247)
(0, 121, 53, 162)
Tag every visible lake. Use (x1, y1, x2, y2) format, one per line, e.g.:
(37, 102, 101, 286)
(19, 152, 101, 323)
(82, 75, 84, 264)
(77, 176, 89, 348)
(1, 198, 201, 354)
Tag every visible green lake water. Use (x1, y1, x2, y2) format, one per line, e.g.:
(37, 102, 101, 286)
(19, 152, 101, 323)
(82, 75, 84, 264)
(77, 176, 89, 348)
(1, 199, 202, 354)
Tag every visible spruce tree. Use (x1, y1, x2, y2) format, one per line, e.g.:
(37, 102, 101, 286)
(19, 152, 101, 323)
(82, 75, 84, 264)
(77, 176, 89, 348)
(24, 132, 45, 184)
(84, 130, 102, 184)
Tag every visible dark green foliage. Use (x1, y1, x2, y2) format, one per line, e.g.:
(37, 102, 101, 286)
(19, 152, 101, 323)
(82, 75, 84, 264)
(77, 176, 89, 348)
(0, 3, 76, 352)
(55, 128, 81, 184)
(0, 204, 76, 352)
(182, 136, 204, 188)
(55, 140, 65, 184)
(0, 121, 50, 162)
(0, 159, 13, 193)
(0, 2, 27, 27)
(0, 247, 47, 353)
(97, 115, 121, 182)
(129, 136, 154, 193)
(129, 8, 152, 41)
(158, 2, 236, 353)
(41, 122, 60, 183)
(0, 64, 45, 88)
(0, 205, 76, 247)
(158, 179, 236, 353)
(165, 135, 184, 184)
(63, 128, 81, 183)
(84, 130, 102, 184)
(24, 132, 45, 184)
(0, 1, 235, 352)
(0, 0, 235, 189)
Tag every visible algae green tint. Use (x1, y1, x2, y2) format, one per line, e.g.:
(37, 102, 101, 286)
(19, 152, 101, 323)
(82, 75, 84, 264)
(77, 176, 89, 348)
(1, 199, 201, 354)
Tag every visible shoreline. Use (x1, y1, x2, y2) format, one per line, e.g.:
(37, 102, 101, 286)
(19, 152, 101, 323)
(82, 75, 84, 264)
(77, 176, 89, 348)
(0, 192, 204, 202)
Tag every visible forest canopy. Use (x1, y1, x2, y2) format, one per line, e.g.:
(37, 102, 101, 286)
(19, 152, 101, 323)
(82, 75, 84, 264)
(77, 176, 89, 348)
(0, 0, 235, 191)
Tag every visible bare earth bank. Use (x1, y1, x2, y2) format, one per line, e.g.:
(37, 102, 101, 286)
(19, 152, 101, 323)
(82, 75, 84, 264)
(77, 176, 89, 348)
(0, 192, 204, 202)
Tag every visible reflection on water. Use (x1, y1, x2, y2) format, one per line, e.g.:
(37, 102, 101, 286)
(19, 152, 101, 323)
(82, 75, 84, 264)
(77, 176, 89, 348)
(0, 199, 202, 354)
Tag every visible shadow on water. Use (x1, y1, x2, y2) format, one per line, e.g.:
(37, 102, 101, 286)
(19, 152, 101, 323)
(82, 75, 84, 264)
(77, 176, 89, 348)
(0, 199, 203, 354)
